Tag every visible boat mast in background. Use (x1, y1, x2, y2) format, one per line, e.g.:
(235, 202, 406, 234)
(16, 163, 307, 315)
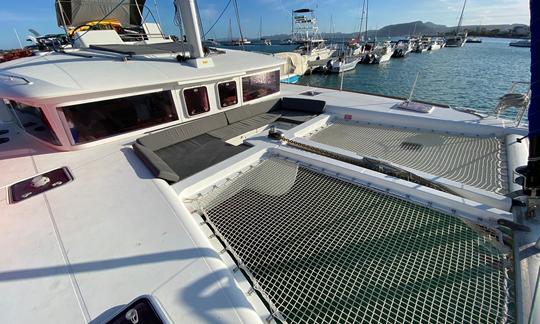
(456, 0, 467, 34)
(364, 0, 369, 42)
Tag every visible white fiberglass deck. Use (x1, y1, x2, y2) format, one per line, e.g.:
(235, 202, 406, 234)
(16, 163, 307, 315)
(307, 120, 507, 194)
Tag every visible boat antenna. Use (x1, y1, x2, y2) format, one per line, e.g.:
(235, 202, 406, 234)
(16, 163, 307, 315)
(407, 72, 420, 105)
(291, 10, 294, 41)
(13, 28, 23, 49)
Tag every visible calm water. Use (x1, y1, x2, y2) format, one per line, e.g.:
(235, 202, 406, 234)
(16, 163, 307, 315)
(227, 38, 531, 119)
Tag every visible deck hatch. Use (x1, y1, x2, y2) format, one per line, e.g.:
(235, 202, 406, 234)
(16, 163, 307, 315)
(192, 158, 513, 323)
(8, 167, 73, 204)
(308, 121, 507, 194)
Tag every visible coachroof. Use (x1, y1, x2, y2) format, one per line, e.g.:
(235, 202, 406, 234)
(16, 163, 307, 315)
(0, 48, 283, 102)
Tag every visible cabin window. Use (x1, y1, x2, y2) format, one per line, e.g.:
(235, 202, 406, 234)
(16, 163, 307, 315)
(62, 91, 177, 144)
(9, 101, 60, 145)
(242, 70, 280, 102)
(184, 86, 210, 116)
(218, 81, 238, 108)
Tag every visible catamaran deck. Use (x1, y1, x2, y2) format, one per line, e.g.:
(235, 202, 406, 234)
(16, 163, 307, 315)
(308, 120, 507, 194)
(0, 83, 533, 323)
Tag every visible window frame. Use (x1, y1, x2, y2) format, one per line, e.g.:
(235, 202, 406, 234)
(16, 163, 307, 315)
(240, 69, 280, 104)
(216, 80, 239, 109)
(8, 101, 62, 146)
(57, 90, 179, 146)
(182, 85, 212, 118)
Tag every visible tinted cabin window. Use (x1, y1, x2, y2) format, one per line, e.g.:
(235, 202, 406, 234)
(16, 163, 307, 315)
(62, 91, 177, 144)
(10, 101, 60, 145)
(218, 81, 238, 108)
(242, 70, 280, 102)
(184, 87, 210, 116)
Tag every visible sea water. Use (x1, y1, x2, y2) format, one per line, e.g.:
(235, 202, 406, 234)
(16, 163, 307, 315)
(227, 37, 531, 121)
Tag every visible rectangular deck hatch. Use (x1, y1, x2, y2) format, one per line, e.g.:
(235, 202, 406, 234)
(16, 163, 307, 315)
(105, 296, 165, 324)
(8, 167, 73, 204)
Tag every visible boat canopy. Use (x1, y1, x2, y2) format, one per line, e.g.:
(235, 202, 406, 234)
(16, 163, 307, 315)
(293, 8, 314, 13)
(55, 0, 146, 27)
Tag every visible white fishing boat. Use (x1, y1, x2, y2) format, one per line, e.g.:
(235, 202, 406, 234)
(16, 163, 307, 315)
(361, 41, 393, 64)
(291, 8, 336, 61)
(373, 41, 394, 63)
(428, 38, 445, 50)
(328, 56, 360, 73)
(392, 39, 413, 57)
(1, 1, 540, 323)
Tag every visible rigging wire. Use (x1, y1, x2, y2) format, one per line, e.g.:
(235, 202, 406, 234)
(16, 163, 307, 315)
(202, 0, 233, 39)
(194, 0, 206, 40)
(233, 0, 246, 50)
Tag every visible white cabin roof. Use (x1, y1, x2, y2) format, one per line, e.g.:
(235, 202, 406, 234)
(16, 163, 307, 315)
(0, 48, 283, 103)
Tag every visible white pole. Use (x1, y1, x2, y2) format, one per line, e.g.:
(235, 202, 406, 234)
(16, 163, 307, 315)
(174, 0, 205, 58)
(340, 70, 345, 91)
(13, 28, 23, 49)
(407, 72, 420, 103)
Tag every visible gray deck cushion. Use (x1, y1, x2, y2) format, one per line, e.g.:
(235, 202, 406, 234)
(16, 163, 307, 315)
(155, 134, 250, 180)
(208, 113, 281, 140)
(133, 143, 180, 183)
(273, 109, 319, 124)
(225, 98, 281, 124)
(137, 113, 228, 151)
(281, 97, 326, 114)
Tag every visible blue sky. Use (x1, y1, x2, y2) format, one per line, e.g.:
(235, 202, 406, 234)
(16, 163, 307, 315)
(0, 0, 531, 49)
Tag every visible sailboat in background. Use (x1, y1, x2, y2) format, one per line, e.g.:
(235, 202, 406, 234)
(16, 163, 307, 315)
(446, 0, 468, 47)
(347, 0, 369, 56)
(228, 18, 251, 46)
(259, 17, 272, 45)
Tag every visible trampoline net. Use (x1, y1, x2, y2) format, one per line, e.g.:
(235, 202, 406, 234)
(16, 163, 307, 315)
(193, 157, 513, 323)
(307, 121, 507, 194)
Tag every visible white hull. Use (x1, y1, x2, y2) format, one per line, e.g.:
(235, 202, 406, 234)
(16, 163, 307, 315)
(330, 58, 360, 73)
(377, 51, 393, 63)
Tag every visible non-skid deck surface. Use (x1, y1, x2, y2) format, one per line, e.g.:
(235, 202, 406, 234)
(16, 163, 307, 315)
(308, 121, 507, 194)
(195, 158, 512, 323)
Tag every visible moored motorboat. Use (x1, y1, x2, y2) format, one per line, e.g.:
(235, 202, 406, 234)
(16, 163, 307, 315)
(510, 39, 531, 47)
(327, 56, 360, 73)
(392, 39, 413, 58)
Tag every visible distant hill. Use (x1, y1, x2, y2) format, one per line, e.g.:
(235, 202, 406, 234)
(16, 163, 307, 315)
(375, 21, 447, 38)
(256, 21, 529, 41)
